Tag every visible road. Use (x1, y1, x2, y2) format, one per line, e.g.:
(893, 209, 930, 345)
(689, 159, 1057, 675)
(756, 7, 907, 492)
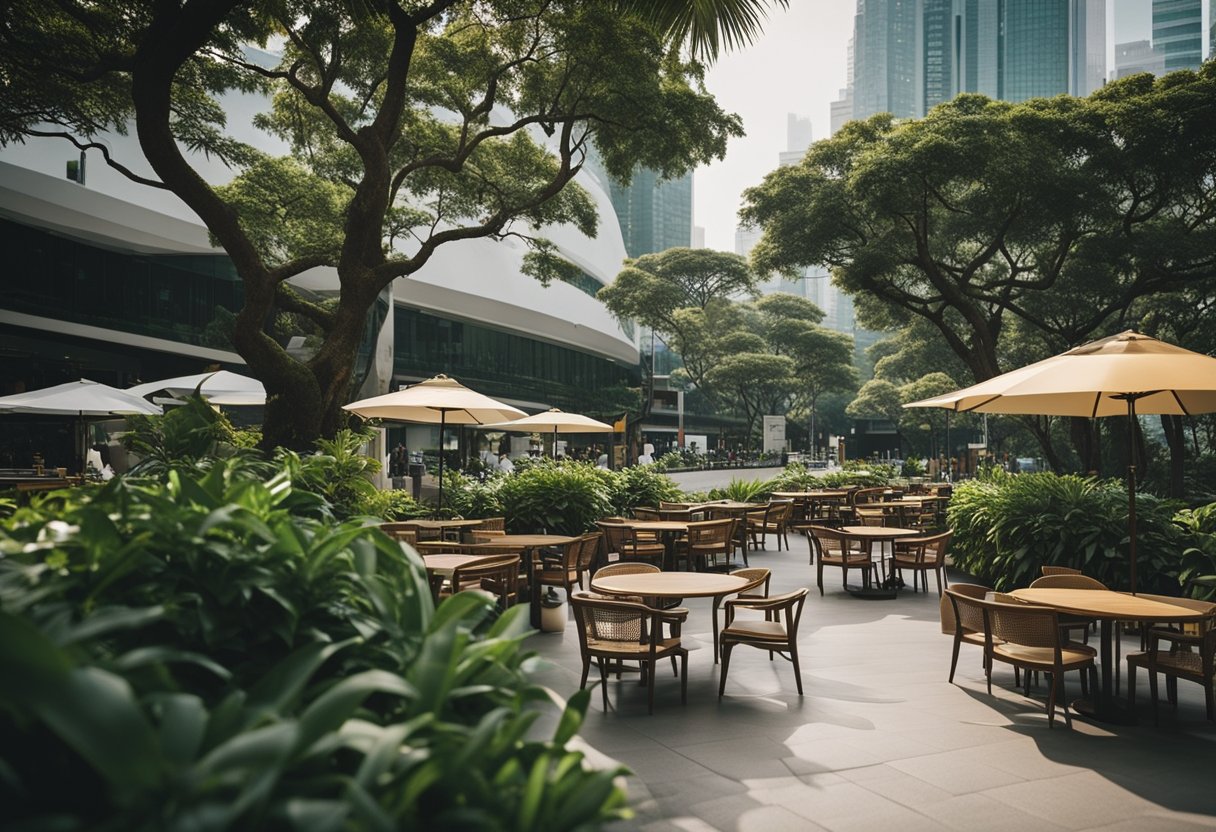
(666, 465, 786, 493)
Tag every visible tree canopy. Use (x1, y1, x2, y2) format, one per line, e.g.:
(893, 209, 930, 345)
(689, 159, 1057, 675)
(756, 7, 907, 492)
(0, 0, 776, 448)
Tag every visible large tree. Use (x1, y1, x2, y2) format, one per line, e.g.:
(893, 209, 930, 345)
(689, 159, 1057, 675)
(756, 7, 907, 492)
(742, 66, 1216, 472)
(0, 0, 791, 449)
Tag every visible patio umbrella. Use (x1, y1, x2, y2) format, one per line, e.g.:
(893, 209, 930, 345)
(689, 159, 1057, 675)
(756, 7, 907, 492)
(481, 408, 615, 458)
(128, 370, 266, 405)
(343, 374, 526, 510)
(0, 379, 162, 473)
(904, 331, 1216, 592)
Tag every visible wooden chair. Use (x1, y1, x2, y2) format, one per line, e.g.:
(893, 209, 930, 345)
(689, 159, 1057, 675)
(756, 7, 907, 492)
(1028, 572, 1106, 660)
(842, 487, 885, 524)
(709, 568, 772, 665)
(632, 507, 662, 522)
(677, 518, 736, 572)
(942, 584, 994, 683)
(747, 501, 792, 551)
(570, 592, 689, 714)
(1040, 565, 1082, 577)
(535, 532, 602, 595)
(379, 522, 419, 546)
(443, 554, 522, 610)
(597, 521, 665, 566)
(1125, 598, 1216, 723)
(461, 516, 505, 543)
(891, 530, 953, 595)
(707, 508, 749, 567)
(719, 588, 810, 696)
(978, 593, 1096, 728)
(808, 525, 875, 595)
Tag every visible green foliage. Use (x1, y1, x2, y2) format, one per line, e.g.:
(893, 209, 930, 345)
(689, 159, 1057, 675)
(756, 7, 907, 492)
(948, 468, 1190, 593)
(1175, 502, 1216, 600)
(442, 470, 508, 520)
(901, 458, 926, 477)
(708, 477, 772, 502)
(123, 395, 268, 476)
(0, 462, 627, 829)
(275, 428, 381, 520)
(362, 487, 432, 521)
(497, 462, 613, 535)
(607, 464, 684, 514)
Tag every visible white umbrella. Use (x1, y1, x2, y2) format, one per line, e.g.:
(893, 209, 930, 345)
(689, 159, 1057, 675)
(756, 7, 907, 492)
(128, 370, 266, 405)
(481, 408, 615, 458)
(0, 379, 161, 474)
(905, 331, 1216, 592)
(0, 379, 161, 416)
(343, 374, 526, 509)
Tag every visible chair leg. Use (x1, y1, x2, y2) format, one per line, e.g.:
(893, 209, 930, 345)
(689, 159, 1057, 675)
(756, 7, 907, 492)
(712, 596, 722, 664)
(817, 560, 824, 596)
(580, 657, 591, 690)
(948, 634, 962, 683)
(598, 660, 610, 712)
(646, 660, 657, 715)
(1046, 671, 1057, 728)
(670, 655, 679, 676)
(719, 642, 735, 696)
(1149, 668, 1160, 726)
(1126, 662, 1135, 710)
(790, 641, 804, 695)
(1205, 683, 1214, 722)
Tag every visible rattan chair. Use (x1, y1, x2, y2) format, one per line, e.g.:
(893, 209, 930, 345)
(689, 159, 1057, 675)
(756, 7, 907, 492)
(443, 554, 522, 610)
(570, 591, 689, 714)
(709, 567, 773, 665)
(719, 588, 810, 696)
(747, 501, 792, 551)
(942, 584, 994, 683)
(597, 521, 665, 566)
(1125, 597, 1216, 723)
(978, 592, 1096, 728)
(632, 507, 662, 522)
(677, 518, 736, 572)
(536, 532, 602, 596)
(808, 525, 875, 595)
(891, 530, 953, 596)
(1040, 565, 1082, 577)
(461, 516, 505, 543)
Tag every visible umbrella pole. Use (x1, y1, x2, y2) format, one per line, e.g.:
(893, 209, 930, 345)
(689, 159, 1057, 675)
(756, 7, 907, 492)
(553, 426, 558, 459)
(438, 410, 446, 515)
(1127, 397, 1138, 595)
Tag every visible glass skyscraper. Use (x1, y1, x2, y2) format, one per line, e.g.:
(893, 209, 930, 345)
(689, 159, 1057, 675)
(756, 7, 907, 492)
(607, 169, 692, 259)
(1153, 0, 1203, 72)
(1003, 1, 1071, 101)
(853, 0, 921, 120)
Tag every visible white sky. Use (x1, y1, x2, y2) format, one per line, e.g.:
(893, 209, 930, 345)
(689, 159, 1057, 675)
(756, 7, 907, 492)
(692, 0, 1162, 254)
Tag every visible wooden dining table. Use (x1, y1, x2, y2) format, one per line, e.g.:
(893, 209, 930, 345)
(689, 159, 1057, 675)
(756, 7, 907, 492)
(1010, 587, 1208, 724)
(590, 571, 752, 663)
(466, 534, 579, 627)
(398, 518, 486, 540)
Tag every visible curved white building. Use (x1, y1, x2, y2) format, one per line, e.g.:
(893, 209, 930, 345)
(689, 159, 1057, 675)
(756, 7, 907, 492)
(0, 89, 640, 418)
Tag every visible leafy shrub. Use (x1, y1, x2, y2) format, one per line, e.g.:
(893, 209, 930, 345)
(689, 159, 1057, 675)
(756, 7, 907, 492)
(1175, 502, 1216, 600)
(948, 468, 1189, 593)
(901, 458, 926, 477)
(498, 462, 612, 534)
(363, 486, 432, 520)
(123, 395, 271, 476)
(818, 461, 895, 488)
(606, 465, 684, 514)
(275, 428, 382, 519)
(707, 477, 774, 502)
(0, 462, 627, 829)
(443, 469, 507, 519)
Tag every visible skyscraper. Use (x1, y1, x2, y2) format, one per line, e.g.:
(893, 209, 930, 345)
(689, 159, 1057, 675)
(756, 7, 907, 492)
(830, 37, 855, 136)
(1153, 0, 1203, 72)
(852, 0, 921, 120)
(1114, 39, 1167, 77)
(608, 169, 693, 258)
(847, 0, 1106, 120)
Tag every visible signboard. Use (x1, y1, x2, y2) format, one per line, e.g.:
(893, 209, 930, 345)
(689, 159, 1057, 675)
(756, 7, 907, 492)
(762, 415, 786, 454)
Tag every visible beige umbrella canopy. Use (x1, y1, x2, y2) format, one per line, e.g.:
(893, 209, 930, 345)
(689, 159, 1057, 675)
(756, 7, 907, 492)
(343, 374, 526, 509)
(905, 331, 1216, 592)
(482, 408, 615, 458)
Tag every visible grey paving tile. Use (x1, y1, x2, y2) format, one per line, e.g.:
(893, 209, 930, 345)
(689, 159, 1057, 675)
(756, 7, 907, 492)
(983, 771, 1166, 830)
(917, 793, 1071, 832)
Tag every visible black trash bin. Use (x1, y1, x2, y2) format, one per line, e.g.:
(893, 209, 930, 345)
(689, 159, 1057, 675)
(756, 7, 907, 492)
(408, 462, 425, 500)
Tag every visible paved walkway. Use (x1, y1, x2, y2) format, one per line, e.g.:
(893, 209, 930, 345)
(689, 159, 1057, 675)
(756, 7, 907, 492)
(528, 533, 1216, 831)
(666, 465, 788, 493)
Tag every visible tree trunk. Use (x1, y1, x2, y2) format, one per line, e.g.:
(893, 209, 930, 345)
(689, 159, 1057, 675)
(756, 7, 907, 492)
(1161, 414, 1186, 498)
(1069, 416, 1101, 475)
(1025, 417, 1066, 473)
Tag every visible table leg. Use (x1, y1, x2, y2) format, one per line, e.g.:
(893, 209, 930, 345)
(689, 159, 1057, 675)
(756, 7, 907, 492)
(525, 547, 542, 629)
(1072, 618, 1136, 725)
(712, 595, 722, 664)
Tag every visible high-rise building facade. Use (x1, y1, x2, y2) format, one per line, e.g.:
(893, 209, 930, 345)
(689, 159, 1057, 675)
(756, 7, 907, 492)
(1114, 39, 1167, 76)
(852, 0, 921, 121)
(847, 0, 1107, 121)
(830, 37, 855, 136)
(1153, 0, 1203, 71)
(607, 169, 693, 259)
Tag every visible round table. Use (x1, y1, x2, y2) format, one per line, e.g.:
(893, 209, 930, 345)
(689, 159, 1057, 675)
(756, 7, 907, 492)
(839, 526, 920, 597)
(422, 553, 495, 573)
(592, 572, 752, 663)
(1010, 588, 1208, 724)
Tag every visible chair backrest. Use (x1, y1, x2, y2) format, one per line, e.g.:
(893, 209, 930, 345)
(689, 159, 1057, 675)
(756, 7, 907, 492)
(980, 595, 1060, 650)
(452, 554, 521, 609)
(767, 501, 792, 523)
(730, 567, 771, 597)
(852, 487, 886, 506)
(593, 561, 660, 581)
(807, 525, 859, 558)
(577, 532, 602, 572)
(899, 530, 953, 565)
(942, 584, 991, 635)
(686, 518, 734, 549)
(659, 501, 691, 510)
(570, 591, 648, 646)
(1040, 565, 1081, 577)
(475, 516, 505, 532)
(633, 507, 661, 521)
(763, 588, 809, 637)
(596, 521, 631, 552)
(379, 522, 419, 544)
(1029, 574, 1107, 590)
